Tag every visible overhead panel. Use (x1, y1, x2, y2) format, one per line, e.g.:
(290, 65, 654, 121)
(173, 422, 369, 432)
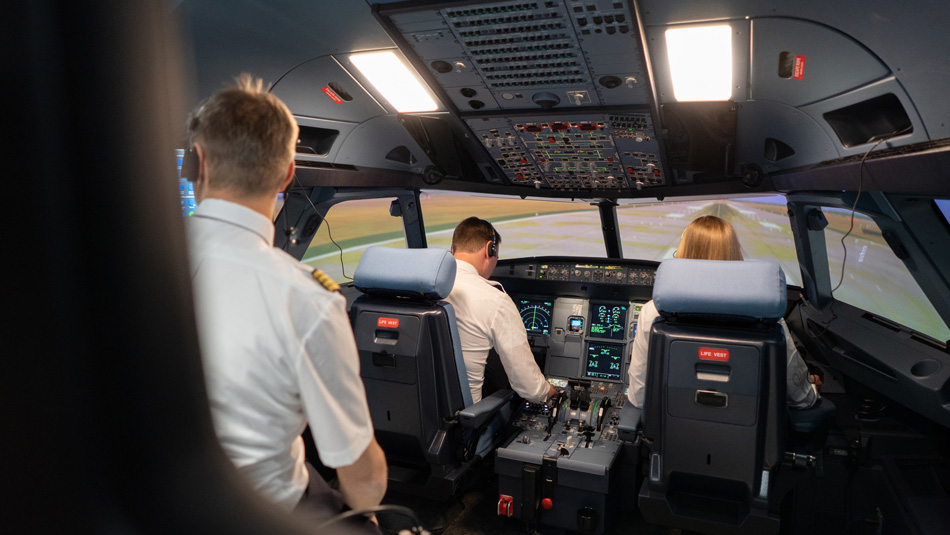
(378, 0, 666, 192)
(467, 111, 661, 189)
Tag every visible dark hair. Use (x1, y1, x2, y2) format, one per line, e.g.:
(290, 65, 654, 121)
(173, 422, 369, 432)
(452, 217, 500, 254)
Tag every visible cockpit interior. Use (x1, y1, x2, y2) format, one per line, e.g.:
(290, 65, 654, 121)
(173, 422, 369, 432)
(9, 1, 950, 534)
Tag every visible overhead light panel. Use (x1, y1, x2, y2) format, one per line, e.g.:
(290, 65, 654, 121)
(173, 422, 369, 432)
(350, 51, 438, 113)
(665, 25, 732, 102)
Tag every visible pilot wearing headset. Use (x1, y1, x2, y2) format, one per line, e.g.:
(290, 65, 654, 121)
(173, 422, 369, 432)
(444, 217, 557, 404)
(184, 74, 385, 529)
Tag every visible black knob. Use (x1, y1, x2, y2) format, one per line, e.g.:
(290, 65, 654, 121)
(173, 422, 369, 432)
(599, 75, 622, 89)
(577, 507, 598, 535)
(532, 92, 560, 109)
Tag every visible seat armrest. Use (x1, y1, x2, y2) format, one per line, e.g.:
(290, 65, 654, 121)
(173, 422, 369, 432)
(459, 389, 514, 429)
(617, 403, 642, 442)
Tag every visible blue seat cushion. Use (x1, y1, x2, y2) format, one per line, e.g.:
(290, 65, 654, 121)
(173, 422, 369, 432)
(354, 247, 457, 299)
(653, 258, 787, 320)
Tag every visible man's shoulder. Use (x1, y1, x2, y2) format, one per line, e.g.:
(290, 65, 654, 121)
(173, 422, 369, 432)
(452, 270, 508, 301)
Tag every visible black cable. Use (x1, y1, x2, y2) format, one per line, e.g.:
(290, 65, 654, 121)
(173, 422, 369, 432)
(315, 504, 424, 533)
(829, 124, 911, 296)
(831, 137, 887, 295)
(322, 216, 352, 281)
(812, 130, 907, 339)
(288, 173, 353, 281)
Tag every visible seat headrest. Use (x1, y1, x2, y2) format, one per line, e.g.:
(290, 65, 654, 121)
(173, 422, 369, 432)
(353, 246, 457, 300)
(653, 258, 787, 320)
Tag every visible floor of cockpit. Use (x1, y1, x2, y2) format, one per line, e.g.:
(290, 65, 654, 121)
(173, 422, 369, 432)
(378, 462, 674, 535)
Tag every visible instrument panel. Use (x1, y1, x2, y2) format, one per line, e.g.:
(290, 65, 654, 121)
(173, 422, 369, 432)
(500, 260, 656, 285)
(496, 257, 652, 531)
(502, 258, 657, 386)
(515, 293, 644, 385)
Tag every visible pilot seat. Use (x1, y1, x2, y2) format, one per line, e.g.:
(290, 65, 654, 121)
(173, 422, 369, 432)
(350, 246, 514, 501)
(637, 258, 790, 535)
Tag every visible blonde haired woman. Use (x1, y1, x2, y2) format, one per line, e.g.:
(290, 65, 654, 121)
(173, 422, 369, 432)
(627, 215, 821, 409)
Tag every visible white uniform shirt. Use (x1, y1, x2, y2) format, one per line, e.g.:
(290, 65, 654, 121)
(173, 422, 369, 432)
(627, 300, 819, 409)
(443, 260, 550, 404)
(187, 199, 373, 510)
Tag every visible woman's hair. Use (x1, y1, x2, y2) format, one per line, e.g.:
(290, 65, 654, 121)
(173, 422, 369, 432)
(675, 215, 744, 261)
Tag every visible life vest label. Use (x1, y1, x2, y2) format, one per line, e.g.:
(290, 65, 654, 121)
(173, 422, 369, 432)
(699, 347, 730, 361)
(377, 317, 399, 328)
(793, 55, 806, 80)
(322, 86, 344, 104)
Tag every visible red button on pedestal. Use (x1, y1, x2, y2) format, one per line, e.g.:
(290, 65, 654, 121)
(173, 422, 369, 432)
(541, 498, 553, 510)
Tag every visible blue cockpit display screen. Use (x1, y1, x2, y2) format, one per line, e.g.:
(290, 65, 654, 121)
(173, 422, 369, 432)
(518, 298, 553, 335)
(177, 149, 196, 217)
(589, 302, 627, 340)
(585, 342, 624, 381)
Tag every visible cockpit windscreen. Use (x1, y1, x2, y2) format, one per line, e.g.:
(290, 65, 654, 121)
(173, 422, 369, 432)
(518, 298, 553, 335)
(586, 342, 624, 381)
(936, 199, 950, 227)
(589, 302, 627, 340)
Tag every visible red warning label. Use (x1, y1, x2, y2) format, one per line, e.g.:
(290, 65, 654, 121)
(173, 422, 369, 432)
(322, 86, 344, 104)
(699, 347, 730, 361)
(793, 55, 806, 80)
(377, 317, 399, 328)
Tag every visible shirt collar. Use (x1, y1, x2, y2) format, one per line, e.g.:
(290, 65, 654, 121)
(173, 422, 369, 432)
(193, 198, 275, 246)
(456, 259, 504, 291)
(456, 259, 480, 275)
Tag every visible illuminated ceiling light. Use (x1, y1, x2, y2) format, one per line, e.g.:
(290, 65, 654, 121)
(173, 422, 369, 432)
(665, 25, 732, 102)
(350, 51, 438, 113)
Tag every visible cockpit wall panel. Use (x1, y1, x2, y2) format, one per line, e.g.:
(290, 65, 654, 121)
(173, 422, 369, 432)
(735, 100, 839, 174)
(749, 18, 890, 108)
(271, 55, 387, 124)
(333, 115, 435, 174)
(798, 77, 927, 154)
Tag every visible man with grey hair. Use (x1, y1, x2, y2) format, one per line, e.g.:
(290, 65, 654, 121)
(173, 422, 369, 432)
(186, 74, 386, 528)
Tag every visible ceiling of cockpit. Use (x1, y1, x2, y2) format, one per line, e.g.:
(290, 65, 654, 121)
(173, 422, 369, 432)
(177, 0, 950, 199)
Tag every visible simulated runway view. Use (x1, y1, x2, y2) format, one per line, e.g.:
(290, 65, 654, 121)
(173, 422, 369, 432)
(302, 193, 949, 341)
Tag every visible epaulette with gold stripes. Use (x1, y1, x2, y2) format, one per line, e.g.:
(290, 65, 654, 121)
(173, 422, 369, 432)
(311, 268, 341, 292)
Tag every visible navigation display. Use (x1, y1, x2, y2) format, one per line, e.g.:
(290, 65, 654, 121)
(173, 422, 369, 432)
(517, 298, 553, 335)
(586, 342, 624, 381)
(589, 302, 627, 340)
(177, 149, 197, 216)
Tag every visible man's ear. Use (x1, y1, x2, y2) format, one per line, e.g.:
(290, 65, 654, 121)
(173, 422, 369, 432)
(193, 143, 208, 198)
(279, 160, 295, 192)
(194, 144, 205, 181)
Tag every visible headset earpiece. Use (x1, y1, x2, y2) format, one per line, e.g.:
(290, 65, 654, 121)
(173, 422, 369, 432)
(487, 234, 497, 257)
(181, 147, 199, 182)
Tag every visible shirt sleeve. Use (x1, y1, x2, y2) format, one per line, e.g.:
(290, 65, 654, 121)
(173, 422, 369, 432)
(628, 300, 656, 408)
(296, 292, 374, 468)
(489, 295, 551, 402)
(781, 318, 819, 409)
